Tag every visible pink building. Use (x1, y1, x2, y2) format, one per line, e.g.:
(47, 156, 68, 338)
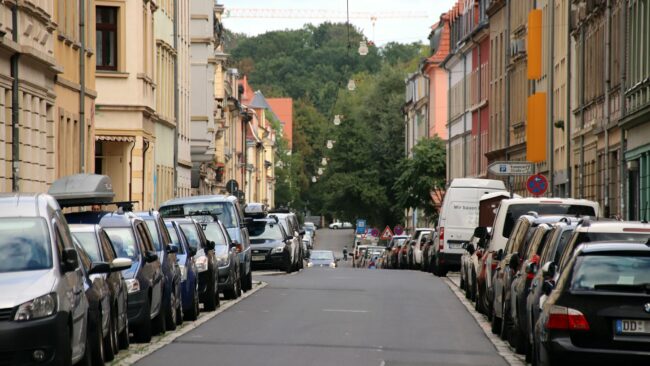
(423, 14, 450, 140)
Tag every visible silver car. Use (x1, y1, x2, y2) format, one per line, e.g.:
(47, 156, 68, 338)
(0, 193, 91, 365)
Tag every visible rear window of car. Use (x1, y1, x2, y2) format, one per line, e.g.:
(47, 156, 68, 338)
(72, 232, 102, 262)
(570, 254, 650, 292)
(202, 223, 228, 247)
(249, 222, 284, 241)
(0, 218, 52, 273)
(104, 227, 139, 260)
(502, 204, 596, 238)
(161, 202, 239, 228)
(559, 232, 650, 270)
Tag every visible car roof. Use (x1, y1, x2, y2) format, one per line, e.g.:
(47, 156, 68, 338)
(576, 241, 650, 254)
(65, 210, 140, 227)
(0, 193, 61, 218)
(164, 217, 195, 225)
(575, 221, 650, 233)
(393, 235, 410, 239)
(69, 224, 100, 233)
(160, 195, 238, 206)
(448, 178, 506, 189)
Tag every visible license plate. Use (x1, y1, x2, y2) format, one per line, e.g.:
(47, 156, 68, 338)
(449, 243, 463, 249)
(616, 319, 650, 335)
(252, 255, 266, 262)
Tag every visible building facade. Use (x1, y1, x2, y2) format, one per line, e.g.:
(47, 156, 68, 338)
(424, 14, 450, 140)
(176, 0, 192, 199)
(94, 0, 157, 209)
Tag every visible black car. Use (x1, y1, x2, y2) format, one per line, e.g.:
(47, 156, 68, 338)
(175, 218, 220, 311)
(197, 217, 242, 300)
(70, 224, 131, 358)
(534, 242, 650, 365)
(73, 238, 129, 365)
(135, 211, 183, 330)
(249, 217, 296, 272)
(66, 210, 166, 343)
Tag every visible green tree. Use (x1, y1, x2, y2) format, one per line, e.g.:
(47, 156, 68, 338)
(393, 137, 447, 220)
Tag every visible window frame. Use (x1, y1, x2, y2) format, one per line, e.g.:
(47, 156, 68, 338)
(96, 6, 119, 71)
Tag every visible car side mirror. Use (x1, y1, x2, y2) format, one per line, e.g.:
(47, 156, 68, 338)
(89, 261, 112, 275)
(286, 235, 294, 240)
(299, 230, 306, 236)
(145, 251, 159, 263)
(541, 261, 556, 278)
(189, 247, 198, 256)
(496, 248, 504, 261)
(509, 253, 520, 270)
(541, 280, 555, 296)
(473, 226, 488, 239)
(525, 261, 537, 274)
(61, 248, 79, 273)
(231, 240, 243, 253)
(110, 257, 132, 271)
(166, 244, 179, 254)
(205, 240, 216, 251)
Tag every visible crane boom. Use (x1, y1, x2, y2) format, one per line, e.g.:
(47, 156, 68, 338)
(223, 8, 427, 20)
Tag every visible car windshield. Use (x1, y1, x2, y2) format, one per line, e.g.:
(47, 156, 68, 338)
(570, 254, 650, 291)
(502, 204, 596, 238)
(559, 232, 650, 270)
(311, 251, 334, 260)
(104, 228, 139, 260)
(160, 202, 239, 228)
(72, 232, 102, 262)
(165, 224, 185, 254)
(249, 222, 284, 241)
(144, 220, 163, 251)
(202, 223, 228, 247)
(179, 224, 201, 250)
(0, 218, 52, 273)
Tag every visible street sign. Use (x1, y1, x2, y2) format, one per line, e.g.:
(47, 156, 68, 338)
(369, 228, 379, 237)
(487, 161, 534, 176)
(526, 174, 548, 197)
(394, 225, 404, 235)
(356, 219, 366, 235)
(380, 226, 394, 240)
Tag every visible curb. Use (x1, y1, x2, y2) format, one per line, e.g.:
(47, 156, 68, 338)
(111, 281, 268, 365)
(443, 277, 526, 366)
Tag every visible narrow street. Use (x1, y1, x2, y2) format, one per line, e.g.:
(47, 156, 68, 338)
(135, 229, 508, 366)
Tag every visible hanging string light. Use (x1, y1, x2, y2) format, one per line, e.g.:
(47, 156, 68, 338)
(321, 158, 328, 166)
(317, 167, 324, 176)
(312, 176, 317, 183)
(358, 40, 368, 56)
(347, 79, 356, 91)
(326, 140, 335, 149)
(333, 115, 342, 126)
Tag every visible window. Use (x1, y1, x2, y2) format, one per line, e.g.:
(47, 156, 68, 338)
(96, 6, 118, 70)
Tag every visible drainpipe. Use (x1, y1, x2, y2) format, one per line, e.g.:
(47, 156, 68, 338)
(603, 0, 612, 217)
(579, 24, 586, 198)
(173, 0, 179, 196)
(462, 52, 468, 177)
(143, 140, 150, 209)
(128, 140, 136, 202)
(620, 0, 627, 219)
(444, 63, 452, 182)
(79, 0, 86, 173)
(566, 0, 572, 197)
(505, 0, 512, 197)
(548, 0, 555, 195)
(10, 5, 20, 192)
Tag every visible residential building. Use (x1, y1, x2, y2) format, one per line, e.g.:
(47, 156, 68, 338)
(213, 4, 229, 194)
(267, 98, 293, 149)
(189, 0, 222, 195)
(248, 91, 276, 207)
(94, 0, 157, 209)
(176, 0, 192, 198)
(0, 1, 58, 193)
(404, 71, 428, 158)
(485, 0, 508, 168)
(53, 0, 97, 181)
(222, 68, 243, 196)
(424, 14, 450, 140)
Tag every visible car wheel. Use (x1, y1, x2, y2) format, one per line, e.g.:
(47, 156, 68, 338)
(110, 310, 119, 355)
(152, 299, 167, 336)
(223, 267, 238, 300)
(56, 324, 73, 366)
(214, 272, 221, 308)
(185, 281, 199, 321)
(203, 272, 217, 311)
(74, 326, 92, 366)
(490, 302, 502, 335)
(166, 290, 177, 331)
(91, 311, 106, 366)
(176, 296, 184, 326)
(499, 296, 510, 340)
(235, 267, 242, 297)
(103, 312, 116, 362)
(471, 270, 478, 302)
(245, 269, 253, 291)
(133, 296, 152, 343)
(118, 317, 130, 350)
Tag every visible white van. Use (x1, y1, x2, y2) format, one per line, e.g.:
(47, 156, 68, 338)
(432, 178, 507, 276)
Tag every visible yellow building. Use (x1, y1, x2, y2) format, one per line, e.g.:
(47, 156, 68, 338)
(0, 0, 58, 192)
(94, 0, 157, 210)
(53, 0, 97, 179)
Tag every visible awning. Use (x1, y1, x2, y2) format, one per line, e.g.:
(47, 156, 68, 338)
(95, 135, 135, 142)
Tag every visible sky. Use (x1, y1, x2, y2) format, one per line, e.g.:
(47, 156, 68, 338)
(219, 0, 457, 46)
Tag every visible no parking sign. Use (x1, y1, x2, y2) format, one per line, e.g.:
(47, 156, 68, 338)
(526, 174, 548, 197)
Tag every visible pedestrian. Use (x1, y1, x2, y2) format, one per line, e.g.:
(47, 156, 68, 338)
(342, 246, 348, 261)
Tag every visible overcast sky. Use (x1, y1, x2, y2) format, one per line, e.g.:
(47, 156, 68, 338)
(219, 0, 457, 45)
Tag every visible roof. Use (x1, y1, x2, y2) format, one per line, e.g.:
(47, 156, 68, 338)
(0, 193, 60, 217)
(238, 76, 255, 105)
(449, 178, 506, 189)
(250, 91, 272, 110)
(267, 98, 293, 148)
(576, 221, 650, 232)
(65, 210, 140, 227)
(69, 224, 100, 233)
(160, 195, 238, 206)
(480, 191, 520, 201)
(576, 242, 650, 254)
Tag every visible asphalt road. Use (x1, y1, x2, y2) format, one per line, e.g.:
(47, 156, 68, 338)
(135, 229, 508, 366)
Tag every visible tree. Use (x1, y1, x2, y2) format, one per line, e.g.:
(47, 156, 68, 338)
(394, 138, 447, 220)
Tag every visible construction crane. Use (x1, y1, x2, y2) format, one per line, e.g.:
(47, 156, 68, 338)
(223, 8, 428, 42)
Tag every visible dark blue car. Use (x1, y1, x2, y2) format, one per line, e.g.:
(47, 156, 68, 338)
(165, 219, 200, 320)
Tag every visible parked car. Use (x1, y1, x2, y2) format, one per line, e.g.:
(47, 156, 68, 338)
(269, 211, 305, 271)
(196, 216, 242, 300)
(476, 197, 599, 321)
(70, 224, 132, 356)
(0, 194, 92, 365)
(386, 236, 409, 269)
(73, 238, 129, 364)
(461, 226, 490, 302)
(174, 218, 220, 311)
(304, 222, 317, 237)
(248, 216, 297, 272)
(66, 209, 166, 343)
(307, 250, 338, 268)
(164, 219, 200, 321)
(355, 245, 369, 268)
(329, 221, 353, 229)
(160, 195, 253, 292)
(432, 178, 507, 276)
(421, 237, 434, 272)
(398, 240, 413, 269)
(410, 228, 434, 269)
(135, 211, 182, 331)
(533, 242, 650, 365)
(303, 230, 314, 249)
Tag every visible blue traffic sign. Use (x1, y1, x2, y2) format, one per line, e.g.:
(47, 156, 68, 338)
(356, 219, 366, 234)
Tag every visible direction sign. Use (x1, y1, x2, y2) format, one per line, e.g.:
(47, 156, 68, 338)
(356, 219, 367, 234)
(526, 174, 548, 197)
(394, 225, 404, 235)
(487, 161, 534, 176)
(380, 226, 394, 240)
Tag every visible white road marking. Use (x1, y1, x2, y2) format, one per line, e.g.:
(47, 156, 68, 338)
(322, 309, 369, 313)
